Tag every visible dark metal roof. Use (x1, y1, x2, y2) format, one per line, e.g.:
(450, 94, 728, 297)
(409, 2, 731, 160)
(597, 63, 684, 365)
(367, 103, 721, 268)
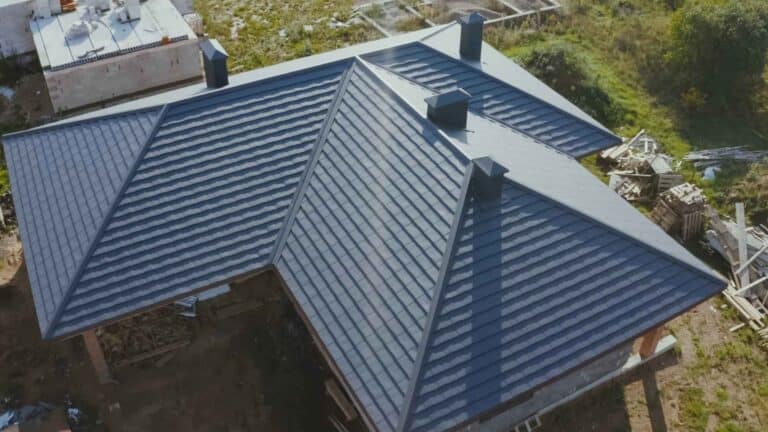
(363, 42, 621, 158)
(400, 178, 723, 432)
(3, 26, 725, 432)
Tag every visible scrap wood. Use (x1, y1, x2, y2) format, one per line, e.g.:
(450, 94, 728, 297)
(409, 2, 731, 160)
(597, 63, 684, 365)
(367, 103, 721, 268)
(114, 340, 191, 368)
(213, 298, 272, 320)
(684, 146, 768, 163)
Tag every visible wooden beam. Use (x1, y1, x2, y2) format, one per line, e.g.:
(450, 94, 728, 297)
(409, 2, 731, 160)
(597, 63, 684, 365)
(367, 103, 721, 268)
(82, 329, 113, 384)
(325, 379, 358, 422)
(639, 326, 665, 359)
(736, 203, 750, 288)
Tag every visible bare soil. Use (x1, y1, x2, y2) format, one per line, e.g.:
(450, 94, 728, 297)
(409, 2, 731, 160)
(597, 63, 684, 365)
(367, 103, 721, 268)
(0, 245, 362, 432)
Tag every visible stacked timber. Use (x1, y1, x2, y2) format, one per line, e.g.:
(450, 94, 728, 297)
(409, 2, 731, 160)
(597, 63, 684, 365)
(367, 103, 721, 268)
(651, 183, 706, 241)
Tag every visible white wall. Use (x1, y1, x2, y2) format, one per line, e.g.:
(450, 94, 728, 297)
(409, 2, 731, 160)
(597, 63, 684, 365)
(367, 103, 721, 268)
(44, 39, 202, 112)
(0, 0, 35, 58)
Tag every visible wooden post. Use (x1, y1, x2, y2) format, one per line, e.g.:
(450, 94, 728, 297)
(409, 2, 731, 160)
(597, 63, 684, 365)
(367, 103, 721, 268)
(639, 326, 665, 359)
(82, 329, 113, 384)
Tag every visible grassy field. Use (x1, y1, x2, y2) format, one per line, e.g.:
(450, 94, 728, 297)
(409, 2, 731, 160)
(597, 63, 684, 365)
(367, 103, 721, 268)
(487, 0, 768, 221)
(193, 0, 380, 72)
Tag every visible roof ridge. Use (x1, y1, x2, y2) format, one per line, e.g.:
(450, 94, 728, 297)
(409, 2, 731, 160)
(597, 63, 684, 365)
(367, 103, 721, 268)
(269, 59, 357, 263)
(365, 42, 620, 158)
(43, 104, 171, 338)
(396, 163, 475, 432)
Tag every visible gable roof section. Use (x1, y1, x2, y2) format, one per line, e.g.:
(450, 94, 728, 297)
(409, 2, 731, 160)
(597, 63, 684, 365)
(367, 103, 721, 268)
(275, 62, 469, 432)
(400, 177, 724, 432)
(3, 107, 163, 335)
(363, 42, 620, 158)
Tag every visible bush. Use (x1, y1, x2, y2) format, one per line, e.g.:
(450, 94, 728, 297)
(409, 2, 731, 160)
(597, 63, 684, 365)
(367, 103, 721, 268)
(667, 0, 768, 112)
(518, 43, 626, 128)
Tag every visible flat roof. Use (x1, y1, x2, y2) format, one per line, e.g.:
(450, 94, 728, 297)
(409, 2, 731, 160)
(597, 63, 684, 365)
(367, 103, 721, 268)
(30, 0, 195, 71)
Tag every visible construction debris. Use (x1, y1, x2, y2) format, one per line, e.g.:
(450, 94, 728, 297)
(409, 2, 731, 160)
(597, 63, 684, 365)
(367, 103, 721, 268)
(706, 203, 768, 343)
(601, 130, 683, 201)
(96, 306, 194, 368)
(650, 183, 706, 241)
(684, 146, 768, 170)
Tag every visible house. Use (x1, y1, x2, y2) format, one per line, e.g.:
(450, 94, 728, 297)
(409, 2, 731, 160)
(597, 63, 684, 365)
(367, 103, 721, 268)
(21, 0, 201, 112)
(2, 15, 726, 432)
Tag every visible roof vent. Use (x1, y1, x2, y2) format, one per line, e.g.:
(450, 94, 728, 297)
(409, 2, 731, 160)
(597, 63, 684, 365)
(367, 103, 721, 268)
(201, 39, 229, 89)
(459, 12, 486, 61)
(471, 157, 508, 201)
(425, 88, 471, 129)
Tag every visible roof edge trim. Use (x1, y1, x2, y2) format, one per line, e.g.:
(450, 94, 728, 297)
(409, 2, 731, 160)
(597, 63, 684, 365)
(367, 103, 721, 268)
(43, 104, 171, 339)
(1, 106, 164, 140)
(397, 162, 475, 432)
(269, 60, 357, 263)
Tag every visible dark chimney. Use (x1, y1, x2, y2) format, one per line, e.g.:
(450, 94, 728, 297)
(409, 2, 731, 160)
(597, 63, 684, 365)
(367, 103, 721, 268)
(459, 12, 486, 60)
(471, 157, 508, 201)
(425, 88, 471, 129)
(200, 39, 229, 89)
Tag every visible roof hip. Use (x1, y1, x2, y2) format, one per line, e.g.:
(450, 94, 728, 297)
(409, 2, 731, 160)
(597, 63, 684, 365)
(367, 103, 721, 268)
(43, 104, 172, 338)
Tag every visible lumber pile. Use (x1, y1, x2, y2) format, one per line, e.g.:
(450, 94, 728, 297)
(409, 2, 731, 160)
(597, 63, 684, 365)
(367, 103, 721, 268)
(97, 306, 194, 368)
(601, 130, 683, 201)
(651, 183, 706, 241)
(684, 146, 768, 169)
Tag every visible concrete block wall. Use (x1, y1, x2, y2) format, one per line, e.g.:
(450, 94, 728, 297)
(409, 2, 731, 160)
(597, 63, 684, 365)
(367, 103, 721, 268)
(0, 0, 35, 58)
(45, 39, 202, 112)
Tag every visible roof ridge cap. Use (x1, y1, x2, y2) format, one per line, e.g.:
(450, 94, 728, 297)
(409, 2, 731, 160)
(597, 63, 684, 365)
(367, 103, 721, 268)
(43, 104, 171, 338)
(397, 163, 475, 432)
(270, 59, 357, 263)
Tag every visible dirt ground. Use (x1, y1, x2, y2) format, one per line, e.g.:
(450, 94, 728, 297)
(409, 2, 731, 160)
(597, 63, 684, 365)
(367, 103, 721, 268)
(0, 237, 361, 432)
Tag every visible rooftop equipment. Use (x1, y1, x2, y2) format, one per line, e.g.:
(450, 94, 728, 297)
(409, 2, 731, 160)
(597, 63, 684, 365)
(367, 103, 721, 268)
(471, 157, 509, 201)
(424, 88, 471, 129)
(201, 39, 229, 89)
(459, 12, 486, 60)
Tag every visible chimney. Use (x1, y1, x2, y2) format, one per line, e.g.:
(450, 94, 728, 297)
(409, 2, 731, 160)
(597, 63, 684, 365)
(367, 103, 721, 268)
(471, 157, 508, 202)
(459, 12, 486, 61)
(425, 88, 471, 129)
(200, 39, 229, 89)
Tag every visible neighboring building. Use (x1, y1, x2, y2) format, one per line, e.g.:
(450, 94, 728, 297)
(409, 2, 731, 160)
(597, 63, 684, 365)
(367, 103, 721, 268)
(0, 0, 36, 57)
(27, 0, 201, 111)
(3, 17, 725, 432)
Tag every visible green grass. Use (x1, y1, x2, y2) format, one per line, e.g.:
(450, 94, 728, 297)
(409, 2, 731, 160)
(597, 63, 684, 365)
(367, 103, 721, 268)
(193, 0, 379, 72)
(492, 0, 768, 222)
(679, 387, 710, 431)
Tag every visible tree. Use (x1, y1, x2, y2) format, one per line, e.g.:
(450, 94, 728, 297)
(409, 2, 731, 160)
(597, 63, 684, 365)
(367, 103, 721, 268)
(667, 0, 768, 111)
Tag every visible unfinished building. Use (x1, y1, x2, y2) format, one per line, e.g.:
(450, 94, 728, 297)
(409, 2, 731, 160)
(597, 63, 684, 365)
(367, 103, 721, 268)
(3, 16, 726, 432)
(27, 0, 201, 112)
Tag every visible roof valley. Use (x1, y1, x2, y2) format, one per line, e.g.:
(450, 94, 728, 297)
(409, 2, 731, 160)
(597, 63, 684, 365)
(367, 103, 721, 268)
(397, 163, 475, 432)
(42, 105, 171, 338)
(269, 60, 357, 263)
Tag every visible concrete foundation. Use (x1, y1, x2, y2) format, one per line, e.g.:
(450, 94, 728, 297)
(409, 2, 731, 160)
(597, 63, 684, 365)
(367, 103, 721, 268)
(0, 0, 35, 57)
(44, 39, 202, 112)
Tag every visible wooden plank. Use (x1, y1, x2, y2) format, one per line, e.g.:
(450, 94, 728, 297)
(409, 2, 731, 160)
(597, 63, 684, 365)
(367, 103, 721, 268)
(638, 326, 664, 359)
(83, 329, 113, 384)
(325, 379, 358, 422)
(115, 340, 190, 368)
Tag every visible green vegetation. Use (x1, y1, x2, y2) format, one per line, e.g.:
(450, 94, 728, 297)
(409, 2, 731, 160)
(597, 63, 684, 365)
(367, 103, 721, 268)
(679, 387, 710, 431)
(667, 0, 768, 112)
(193, 0, 379, 71)
(491, 0, 768, 223)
